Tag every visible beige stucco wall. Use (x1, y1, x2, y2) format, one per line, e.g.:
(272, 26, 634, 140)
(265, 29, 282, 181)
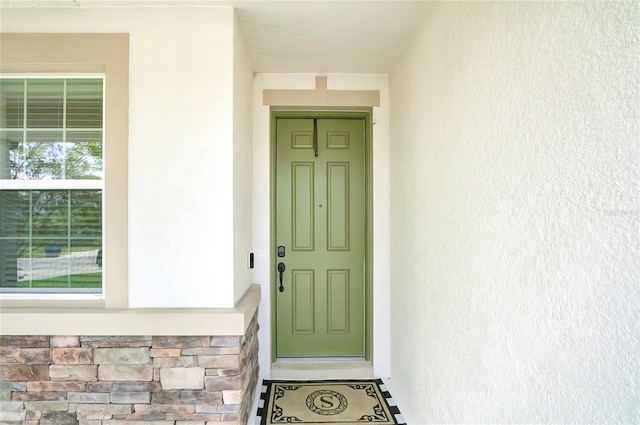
(0, 7, 250, 309)
(233, 10, 255, 305)
(389, 2, 639, 423)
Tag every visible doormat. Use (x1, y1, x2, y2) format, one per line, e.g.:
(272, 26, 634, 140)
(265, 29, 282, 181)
(256, 379, 405, 424)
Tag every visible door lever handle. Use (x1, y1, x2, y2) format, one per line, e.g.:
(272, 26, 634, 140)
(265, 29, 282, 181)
(277, 262, 286, 292)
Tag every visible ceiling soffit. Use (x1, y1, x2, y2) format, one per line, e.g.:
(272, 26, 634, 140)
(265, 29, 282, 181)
(1, 0, 431, 73)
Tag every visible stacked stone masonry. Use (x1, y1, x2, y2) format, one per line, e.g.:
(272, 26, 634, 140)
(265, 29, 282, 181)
(0, 312, 259, 425)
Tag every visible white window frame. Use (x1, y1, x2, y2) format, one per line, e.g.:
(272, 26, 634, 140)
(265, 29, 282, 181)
(0, 33, 129, 308)
(0, 73, 106, 300)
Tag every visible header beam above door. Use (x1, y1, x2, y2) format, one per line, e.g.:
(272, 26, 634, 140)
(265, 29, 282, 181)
(263, 76, 380, 107)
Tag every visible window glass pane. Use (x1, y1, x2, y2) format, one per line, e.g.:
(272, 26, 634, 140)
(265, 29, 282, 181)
(32, 238, 68, 258)
(0, 190, 29, 238)
(10, 131, 103, 180)
(66, 131, 103, 179)
(22, 131, 65, 180)
(0, 239, 27, 287)
(0, 131, 24, 179)
(28, 239, 70, 287)
(66, 79, 103, 129)
(1, 240, 71, 288)
(31, 190, 69, 237)
(0, 190, 102, 290)
(70, 239, 102, 288)
(70, 190, 102, 237)
(26, 80, 64, 129)
(0, 79, 24, 128)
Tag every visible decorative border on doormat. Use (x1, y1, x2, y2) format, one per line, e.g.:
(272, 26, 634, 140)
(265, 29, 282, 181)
(255, 379, 406, 424)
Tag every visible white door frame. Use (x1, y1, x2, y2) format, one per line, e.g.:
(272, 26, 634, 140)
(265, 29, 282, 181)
(252, 74, 391, 379)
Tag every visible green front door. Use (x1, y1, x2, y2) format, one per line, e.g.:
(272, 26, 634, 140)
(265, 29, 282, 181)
(275, 117, 366, 357)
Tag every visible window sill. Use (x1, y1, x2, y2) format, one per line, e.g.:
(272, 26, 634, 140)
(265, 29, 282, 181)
(0, 293, 103, 301)
(0, 284, 260, 336)
(0, 297, 105, 309)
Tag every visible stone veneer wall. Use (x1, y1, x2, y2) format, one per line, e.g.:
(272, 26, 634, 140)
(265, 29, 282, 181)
(0, 312, 259, 425)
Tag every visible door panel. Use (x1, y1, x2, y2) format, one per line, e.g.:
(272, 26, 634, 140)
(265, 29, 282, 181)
(292, 269, 315, 333)
(292, 162, 314, 250)
(327, 162, 350, 251)
(327, 269, 350, 333)
(276, 118, 365, 357)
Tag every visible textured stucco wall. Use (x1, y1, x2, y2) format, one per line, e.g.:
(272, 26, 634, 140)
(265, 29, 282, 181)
(1, 7, 238, 308)
(233, 10, 255, 304)
(389, 2, 639, 423)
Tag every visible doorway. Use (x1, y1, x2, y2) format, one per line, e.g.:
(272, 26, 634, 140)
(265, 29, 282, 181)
(271, 110, 372, 360)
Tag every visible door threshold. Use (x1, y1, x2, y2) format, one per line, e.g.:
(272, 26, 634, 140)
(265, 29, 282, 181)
(271, 358, 373, 380)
